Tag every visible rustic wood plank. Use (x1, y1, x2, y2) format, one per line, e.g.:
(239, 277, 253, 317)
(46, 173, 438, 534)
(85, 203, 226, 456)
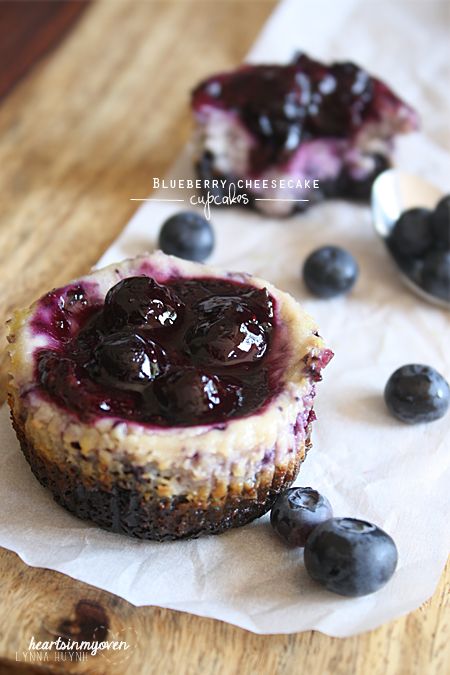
(0, 548, 448, 674)
(0, 1, 448, 673)
(0, 1, 89, 102)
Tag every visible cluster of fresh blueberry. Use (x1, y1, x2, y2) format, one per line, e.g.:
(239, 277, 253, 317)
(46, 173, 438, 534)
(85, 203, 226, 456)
(154, 209, 449, 597)
(388, 195, 450, 302)
(270, 487, 398, 597)
(298, 245, 449, 424)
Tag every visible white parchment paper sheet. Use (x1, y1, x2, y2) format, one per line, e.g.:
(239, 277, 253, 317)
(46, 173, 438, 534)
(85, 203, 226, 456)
(1, 0, 449, 636)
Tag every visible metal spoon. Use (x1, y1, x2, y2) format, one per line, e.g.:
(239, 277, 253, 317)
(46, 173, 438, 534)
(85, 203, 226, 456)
(371, 169, 449, 309)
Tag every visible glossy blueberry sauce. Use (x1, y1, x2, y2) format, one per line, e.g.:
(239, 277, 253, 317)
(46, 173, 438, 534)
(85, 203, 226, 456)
(192, 53, 416, 175)
(32, 275, 290, 427)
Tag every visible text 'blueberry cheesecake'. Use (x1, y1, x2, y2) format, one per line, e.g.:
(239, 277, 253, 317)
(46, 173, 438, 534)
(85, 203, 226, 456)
(7, 252, 332, 540)
(192, 52, 418, 216)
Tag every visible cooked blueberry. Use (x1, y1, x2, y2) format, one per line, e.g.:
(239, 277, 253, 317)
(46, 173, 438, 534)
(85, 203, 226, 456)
(186, 291, 272, 364)
(384, 364, 449, 423)
(421, 250, 450, 302)
(304, 518, 398, 597)
(103, 276, 181, 329)
(158, 212, 215, 262)
(270, 487, 333, 547)
(91, 332, 167, 389)
(308, 62, 373, 135)
(431, 195, 450, 250)
(389, 208, 433, 258)
(154, 367, 241, 423)
(38, 352, 82, 405)
(65, 285, 89, 308)
(303, 246, 358, 298)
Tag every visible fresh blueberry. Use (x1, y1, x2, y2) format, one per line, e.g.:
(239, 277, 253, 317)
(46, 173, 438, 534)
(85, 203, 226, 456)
(396, 255, 424, 287)
(270, 487, 333, 547)
(103, 276, 181, 330)
(304, 517, 398, 597)
(389, 208, 433, 258)
(431, 195, 450, 250)
(158, 212, 215, 262)
(384, 364, 450, 423)
(303, 246, 359, 298)
(421, 250, 450, 302)
(91, 331, 167, 389)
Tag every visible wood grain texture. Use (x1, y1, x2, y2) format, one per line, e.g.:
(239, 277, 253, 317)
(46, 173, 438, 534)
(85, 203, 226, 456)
(0, 1, 448, 673)
(0, 1, 90, 102)
(0, 548, 448, 675)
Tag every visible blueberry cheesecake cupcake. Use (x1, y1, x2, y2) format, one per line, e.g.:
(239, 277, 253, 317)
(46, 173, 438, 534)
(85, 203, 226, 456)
(7, 252, 332, 540)
(192, 52, 418, 216)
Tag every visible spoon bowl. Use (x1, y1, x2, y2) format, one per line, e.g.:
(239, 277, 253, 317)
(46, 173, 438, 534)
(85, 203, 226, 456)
(371, 169, 449, 309)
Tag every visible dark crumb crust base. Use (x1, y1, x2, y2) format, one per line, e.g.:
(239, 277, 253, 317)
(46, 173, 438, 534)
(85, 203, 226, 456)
(196, 150, 390, 211)
(11, 411, 311, 541)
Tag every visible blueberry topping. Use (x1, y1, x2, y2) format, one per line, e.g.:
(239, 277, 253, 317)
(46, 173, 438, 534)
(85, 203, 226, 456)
(104, 276, 181, 329)
(35, 276, 280, 426)
(389, 208, 433, 259)
(431, 195, 450, 250)
(270, 486, 333, 547)
(303, 246, 359, 298)
(186, 289, 273, 364)
(421, 250, 450, 302)
(89, 332, 167, 390)
(153, 367, 241, 425)
(304, 517, 398, 597)
(158, 212, 215, 262)
(384, 364, 449, 424)
(192, 53, 417, 175)
(65, 286, 89, 307)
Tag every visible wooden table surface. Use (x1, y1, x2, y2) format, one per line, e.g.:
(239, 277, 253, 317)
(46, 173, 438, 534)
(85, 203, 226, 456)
(0, 2, 448, 673)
